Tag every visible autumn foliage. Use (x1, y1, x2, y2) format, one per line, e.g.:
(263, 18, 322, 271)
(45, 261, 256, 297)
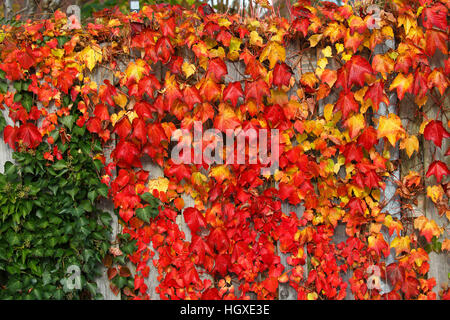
(0, 0, 449, 300)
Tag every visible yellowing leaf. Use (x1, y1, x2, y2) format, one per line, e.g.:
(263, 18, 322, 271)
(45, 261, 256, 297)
(182, 61, 196, 78)
(345, 113, 365, 139)
(250, 31, 264, 47)
(335, 43, 344, 54)
(125, 59, 147, 82)
(79, 45, 102, 71)
(377, 113, 405, 146)
(400, 135, 419, 158)
(52, 48, 65, 59)
(322, 46, 332, 58)
(317, 57, 328, 69)
(148, 177, 169, 193)
(260, 41, 286, 69)
(127, 111, 138, 123)
(209, 165, 231, 184)
(229, 37, 242, 53)
(426, 185, 444, 203)
(113, 93, 128, 108)
(391, 236, 411, 257)
(308, 34, 323, 47)
(324, 104, 334, 122)
(110, 110, 126, 126)
(414, 216, 444, 242)
(218, 17, 232, 27)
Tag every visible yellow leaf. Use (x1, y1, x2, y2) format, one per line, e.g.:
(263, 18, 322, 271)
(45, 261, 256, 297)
(307, 292, 318, 300)
(345, 113, 365, 139)
(442, 239, 450, 251)
(182, 61, 196, 78)
(110, 110, 126, 126)
(125, 59, 147, 82)
(300, 72, 318, 88)
(113, 93, 128, 108)
(52, 48, 65, 59)
(322, 46, 332, 58)
(317, 57, 328, 69)
(382, 26, 394, 39)
(335, 43, 344, 54)
(400, 135, 419, 158)
(390, 236, 411, 257)
(108, 19, 121, 27)
(250, 31, 264, 47)
(209, 165, 231, 184)
(127, 111, 138, 123)
(419, 119, 431, 134)
(308, 34, 323, 47)
(377, 113, 405, 146)
(324, 104, 334, 122)
(260, 41, 286, 69)
(218, 17, 232, 27)
(342, 51, 353, 62)
(148, 177, 169, 193)
(414, 216, 444, 241)
(79, 45, 102, 71)
(426, 185, 444, 203)
(229, 37, 242, 53)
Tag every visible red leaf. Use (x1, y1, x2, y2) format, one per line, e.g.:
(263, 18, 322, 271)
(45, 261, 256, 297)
(335, 90, 359, 119)
(207, 228, 229, 254)
(86, 117, 102, 133)
(337, 55, 374, 90)
(422, 3, 447, 31)
(16, 123, 42, 149)
(137, 74, 161, 99)
(213, 254, 231, 276)
(112, 140, 141, 168)
(207, 58, 228, 82)
(245, 79, 270, 105)
(113, 117, 131, 139)
(223, 82, 244, 107)
(94, 103, 110, 121)
(130, 118, 147, 145)
(424, 120, 450, 149)
(183, 86, 202, 109)
(160, 17, 176, 38)
(155, 36, 174, 64)
(426, 160, 449, 183)
(190, 235, 213, 267)
(108, 267, 118, 280)
(16, 48, 36, 70)
(386, 263, 404, 288)
(183, 207, 207, 234)
(364, 80, 389, 112)
(401, 276, 420, 299)
(201, 288, 220, 300)
(3, 125, 18, 150)
(272, 63, 292, 87)
(278, 182, 295, 201)
(134, 101, 154, 119)
(164, 162, 192, 181)
(425, 29, 448, 56)
(357, 127, 378, 150)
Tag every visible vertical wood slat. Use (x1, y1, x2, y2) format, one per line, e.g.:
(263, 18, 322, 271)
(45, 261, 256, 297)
(422, 53, 449, 295)
(399, 52, 449, 297)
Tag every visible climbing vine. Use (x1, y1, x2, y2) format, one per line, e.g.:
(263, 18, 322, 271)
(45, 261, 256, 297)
(0, 107, 112, 299)
(0, 0, 448, 300)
